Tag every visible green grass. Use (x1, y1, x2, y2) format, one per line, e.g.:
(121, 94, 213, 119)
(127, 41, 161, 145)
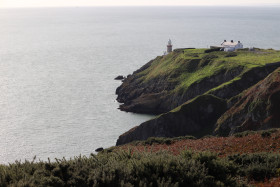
(137, 48, 280, 93)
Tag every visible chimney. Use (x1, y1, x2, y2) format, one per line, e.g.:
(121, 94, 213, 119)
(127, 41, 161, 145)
(231, 40, 234, 43)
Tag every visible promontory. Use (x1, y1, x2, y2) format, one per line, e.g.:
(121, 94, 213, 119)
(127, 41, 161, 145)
(116, 48, 280, 145)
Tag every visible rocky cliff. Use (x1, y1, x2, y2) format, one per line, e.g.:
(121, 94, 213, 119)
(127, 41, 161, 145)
(117, 49, 280, 114)
(116, 94, 227, 145)
(214, 67, 280, 136)
(116, 48, 280, 145)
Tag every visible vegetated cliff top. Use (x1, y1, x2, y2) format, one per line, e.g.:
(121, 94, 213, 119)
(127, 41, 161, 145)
(138, 48, 280, 92)
(116, 48, 280, 114)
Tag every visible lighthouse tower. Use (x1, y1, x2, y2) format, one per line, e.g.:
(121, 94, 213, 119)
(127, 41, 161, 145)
(167, 39, 173, 54)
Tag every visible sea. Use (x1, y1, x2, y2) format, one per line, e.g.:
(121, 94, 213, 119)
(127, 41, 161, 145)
(0, 6, 279, 164)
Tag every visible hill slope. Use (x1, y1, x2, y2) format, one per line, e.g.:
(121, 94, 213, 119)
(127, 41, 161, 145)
(215, 67, 280, 136)
(117, 94, 227, 145)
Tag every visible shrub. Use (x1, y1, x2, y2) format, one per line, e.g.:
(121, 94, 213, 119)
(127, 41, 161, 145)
(1, 149, 280, 185)
(205, 48, 222, 53)
(233, 131, 256, 138)
(202, 54, 218, 61)
(131, 136, 196, 146)
(261, 131, 271, 138)
(237, 48, 249, 51)
(228, 153, 280, 181)
(0, 150, 245, 186)
(225, 52, 238, 57)
(233, 129, 279, 138)
(261, 129, 278, 138)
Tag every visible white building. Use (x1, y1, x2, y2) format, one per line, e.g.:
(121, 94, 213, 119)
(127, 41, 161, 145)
(221, 40, 243, 52)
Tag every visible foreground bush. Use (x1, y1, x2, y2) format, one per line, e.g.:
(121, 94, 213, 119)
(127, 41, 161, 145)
(228, 153, 280, 181)
(1, 150, 280, 186)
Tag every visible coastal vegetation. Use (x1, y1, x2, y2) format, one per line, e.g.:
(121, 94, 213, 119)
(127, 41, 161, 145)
(1, 129, 280, 186)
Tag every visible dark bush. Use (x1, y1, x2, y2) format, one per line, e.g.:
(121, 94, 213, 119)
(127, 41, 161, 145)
(225, 52, 238, 57)
(205, 48, 222, 53)
(261, 131, 271, 138)
(202, 54, 218, 60)
(233, 129, 278, 138)
(261, 129, 278, 138)
(228, 153, 280, 181)
(233, 131, 256, 138)
(131, 136, 196, 146)
(237, 48, 249, 51)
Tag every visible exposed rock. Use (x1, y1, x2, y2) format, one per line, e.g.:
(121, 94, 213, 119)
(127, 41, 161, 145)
(208, 62, 280, 100)
(116, 94, 227, 145)
(95, 147, 104, 152)
(114, 75, 125, 80)
(116, 64, 242, 114)
(214, 68, 280, 136)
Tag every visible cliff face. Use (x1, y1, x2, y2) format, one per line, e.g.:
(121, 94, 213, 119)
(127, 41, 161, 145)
(214, 68, 280, 136)
(116, 94, 227, 145)
(116, 49, 280, 145)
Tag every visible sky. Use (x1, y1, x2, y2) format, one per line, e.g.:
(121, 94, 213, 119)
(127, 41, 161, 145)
(1, 0, 280, 8)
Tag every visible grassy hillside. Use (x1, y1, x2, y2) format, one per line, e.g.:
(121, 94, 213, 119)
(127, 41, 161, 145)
(138, 48, 280, 92)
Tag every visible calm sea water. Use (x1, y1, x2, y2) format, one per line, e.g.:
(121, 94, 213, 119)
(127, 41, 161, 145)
(0, 7, 279, 163)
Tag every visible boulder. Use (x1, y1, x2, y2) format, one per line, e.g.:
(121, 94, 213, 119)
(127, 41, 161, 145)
(114, 75, 125, 80)
(95, 147, 104, 152)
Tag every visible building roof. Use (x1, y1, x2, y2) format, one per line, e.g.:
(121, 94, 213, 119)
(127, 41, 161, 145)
(221, 41, 239, 47)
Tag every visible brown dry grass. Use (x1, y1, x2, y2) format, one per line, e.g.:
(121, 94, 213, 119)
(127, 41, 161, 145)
(119, 131, 280, 157)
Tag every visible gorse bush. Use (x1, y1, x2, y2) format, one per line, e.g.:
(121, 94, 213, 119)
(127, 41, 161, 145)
(204, 48, 221, 53)
(0, 150, 244, 187)
(233, 129, 278, 138)
(233, 130, 257, 138)
(228, 153, 280, 181)
(1, 150, 280, 186)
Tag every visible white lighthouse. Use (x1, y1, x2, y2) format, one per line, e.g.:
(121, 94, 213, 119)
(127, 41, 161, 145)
(167, 39, 173, 54)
